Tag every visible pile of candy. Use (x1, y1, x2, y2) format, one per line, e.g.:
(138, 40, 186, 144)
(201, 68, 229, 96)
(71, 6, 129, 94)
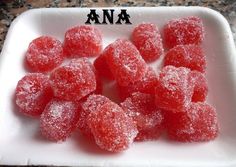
(15, 16, 219, 152)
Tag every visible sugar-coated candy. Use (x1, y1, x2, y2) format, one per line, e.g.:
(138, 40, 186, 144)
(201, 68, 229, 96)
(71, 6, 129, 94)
(155, 66, 194, 112)
(50, 58, 96, 102)
(40, 99, 80, 142)
(93, 73, 103, 94)
(164, 16, 204, 48)
(165, 102, 219, 142)
(87, 101, 138, 152)
(132, 23, 164, 62)
(63, 25, 102, 57)
(94, 53, 114, 80)
(78, 94, 110, 138)
(164, 45, 206, 73)
(15, 73, 53, 117)
(117, 67, 158, 100)
(190, 71, 208, 102)
(105, 39, 147, 86)
(120, 92, 163, 141)
(25, 36, 64, 72)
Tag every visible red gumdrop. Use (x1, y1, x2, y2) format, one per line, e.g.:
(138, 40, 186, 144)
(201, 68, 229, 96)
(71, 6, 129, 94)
(63, 25, 102, 57)
(117, 67, 158, 100)
(120, 92, 164, 141)
(190, 71, 208, 102)
(155, 66, 194, 112)
(165, 102, 219, 142)
(94, 52, 114, 80)
(132, 23, 164, 62)
(105, 39, 147, 86)
(78, 94, 110, 138)
(164, 16, 204, 48)
(40, 99, 80, 142)
(87, 101, 138, 152)
(15, 73, 53, 117)
(164, 45, 206, 73)
(25, 36, 64, 72)
(50, 58, 96, 102)
(94, 73, 103, 94)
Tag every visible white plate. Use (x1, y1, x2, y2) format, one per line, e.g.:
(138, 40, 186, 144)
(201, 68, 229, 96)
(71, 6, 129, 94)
(1, 7, 236, 167)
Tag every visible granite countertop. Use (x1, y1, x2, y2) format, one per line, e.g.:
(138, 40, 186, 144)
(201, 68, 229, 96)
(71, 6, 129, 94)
(0, 0, 236, 52)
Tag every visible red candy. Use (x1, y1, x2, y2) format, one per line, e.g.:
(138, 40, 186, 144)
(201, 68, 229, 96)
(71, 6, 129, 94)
(25, 36, 64, 72)
(94, 53, 114, 80)
(87, 101, 138, 152)
(191, 71, 208, 102)
(155, 66, 194, 112)
(164, 45, 206, 73)
(164, 16, 204, 48)
(105, 39, 147, 86)
(165, 102, 219, 142)
(40, 99, 79, 142)
(117, 67, 158, 100)
(94, 73, 103, 94)
(15, 73, 53, 117)
(63, 25, 102, 57)
(15, 21, 219, 148)
(78, 95, 110, 138)
(132, 23, 164, 62)
(50, 58, 96, 102)
(120, 92, 163, 141)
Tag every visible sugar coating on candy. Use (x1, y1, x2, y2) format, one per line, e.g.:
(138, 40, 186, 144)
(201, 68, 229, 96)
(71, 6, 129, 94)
(117, 67, 158, 100)
(87, 102, 138, 152)
(94, 53, 114, 80)
(78, 94, 110, 138)
(63, 25, 102, 57)
(164, 45, 206, 73)
(50, 58, 96, 102)
(164, 16, 204, 48)
(40, 99, 79, 142)
(132, 23, 164, 62)
(190, 71, 208, 102)
(26, 36, 64, 72)
(120, 92, 163, 141)
(105, 39, 147, 86)
(165, 102, 219, 142)
(15, 73, 53, 117)
(155, 66, 194, 112)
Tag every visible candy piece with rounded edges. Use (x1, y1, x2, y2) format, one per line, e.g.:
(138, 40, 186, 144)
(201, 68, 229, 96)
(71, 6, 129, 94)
(94, 73, 103, 94)
(155, 66, 194, 112)
(190, 71, 208, 102)
(164, 16, 204, 48)
(78, 94, 110, 138)
(94, 53, 114, 80)
(117, 67, 158, 100)
(26, 36, 64, 72)
(40, 99, 80, 142)
(132, 23, 164, 62)
(15, 73, 53, 117)
(63, 25, 102, 57)
(87, 101, 138, 152)
(105, 39, 147, 86)
(165, 102, 219, 142)
(50, 58, 96, 102)
(120, 92, 164, 141)
(164, 45, 206, 73)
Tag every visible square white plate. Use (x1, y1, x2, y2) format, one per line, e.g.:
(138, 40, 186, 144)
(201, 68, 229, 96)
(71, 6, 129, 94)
(1, 7, 236, 167)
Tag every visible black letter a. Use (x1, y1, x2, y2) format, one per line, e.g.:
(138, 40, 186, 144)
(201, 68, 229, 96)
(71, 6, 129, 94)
(116, 9, 131, 24)
(85, 9, 101, 24)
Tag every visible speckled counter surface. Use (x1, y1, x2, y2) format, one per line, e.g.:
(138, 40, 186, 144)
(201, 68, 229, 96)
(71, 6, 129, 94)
(0, 0, 236, 52)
